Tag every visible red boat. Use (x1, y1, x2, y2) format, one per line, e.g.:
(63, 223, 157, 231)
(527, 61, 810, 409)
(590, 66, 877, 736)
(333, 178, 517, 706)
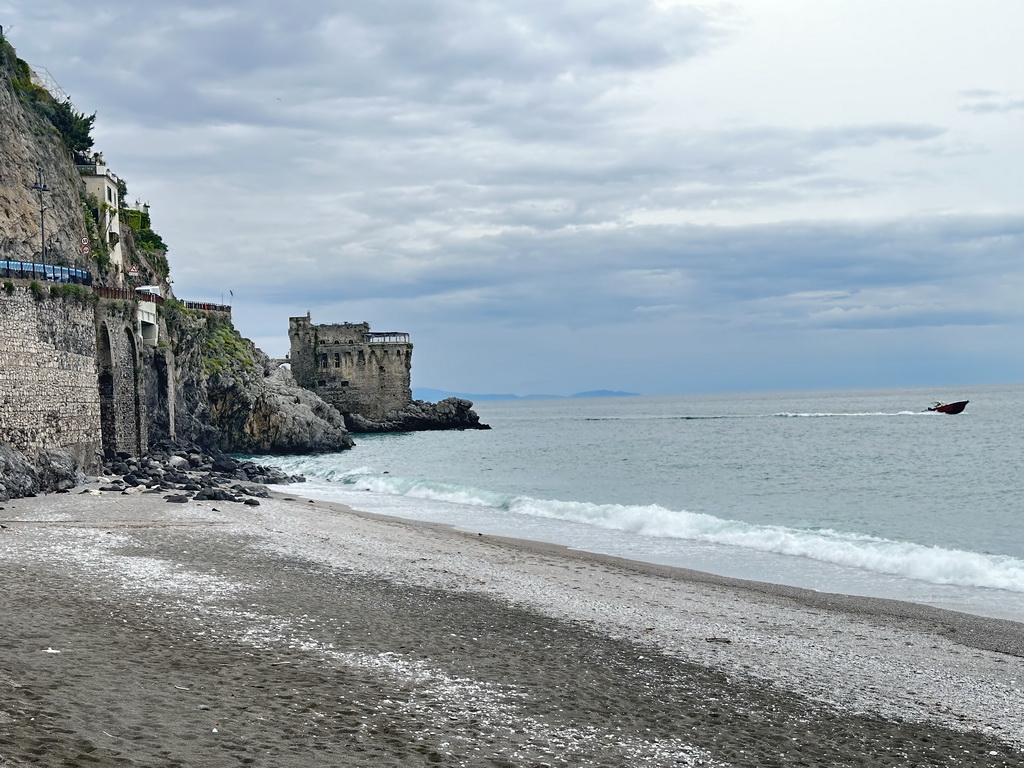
(927, 400, 969, 414)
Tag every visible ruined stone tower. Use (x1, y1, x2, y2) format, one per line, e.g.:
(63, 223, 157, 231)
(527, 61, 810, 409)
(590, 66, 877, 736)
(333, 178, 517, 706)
(288, 313, 413, 421)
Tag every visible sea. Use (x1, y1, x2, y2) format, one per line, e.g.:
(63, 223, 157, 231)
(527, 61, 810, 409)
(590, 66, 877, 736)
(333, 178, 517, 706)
(248, 383, 1024, 623)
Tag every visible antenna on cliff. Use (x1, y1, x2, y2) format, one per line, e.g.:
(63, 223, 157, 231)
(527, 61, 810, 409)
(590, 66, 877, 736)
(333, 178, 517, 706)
(30, 168, 50, 271)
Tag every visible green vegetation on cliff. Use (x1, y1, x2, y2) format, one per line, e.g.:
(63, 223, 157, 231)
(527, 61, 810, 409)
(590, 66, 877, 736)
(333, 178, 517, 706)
(203, 317, 257, 377)
(1, 32, 95, 153)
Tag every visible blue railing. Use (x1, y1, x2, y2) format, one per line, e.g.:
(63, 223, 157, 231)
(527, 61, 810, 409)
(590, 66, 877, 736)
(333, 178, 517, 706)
(0, 260, 93, 286)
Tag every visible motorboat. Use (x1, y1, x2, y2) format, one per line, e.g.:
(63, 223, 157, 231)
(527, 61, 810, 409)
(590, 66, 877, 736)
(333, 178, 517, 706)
(926, 400, 969, 414)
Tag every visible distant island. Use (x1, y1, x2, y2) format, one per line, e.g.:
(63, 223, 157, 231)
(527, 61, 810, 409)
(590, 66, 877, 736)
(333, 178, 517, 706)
(413, 388, 640, 403)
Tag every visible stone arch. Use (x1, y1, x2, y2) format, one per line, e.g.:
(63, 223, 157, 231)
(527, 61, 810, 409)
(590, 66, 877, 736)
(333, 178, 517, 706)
(96, 319, 145, 457)
(122, 325, 144, 456)
(150, 347, 175, 443)
(96, 322, 116, 457)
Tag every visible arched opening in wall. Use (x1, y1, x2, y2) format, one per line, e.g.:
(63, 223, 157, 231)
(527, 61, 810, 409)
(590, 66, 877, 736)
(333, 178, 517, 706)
(97, 323, 116, 458)
(124, 327, 144, 456)
(150, 348, 173, 442)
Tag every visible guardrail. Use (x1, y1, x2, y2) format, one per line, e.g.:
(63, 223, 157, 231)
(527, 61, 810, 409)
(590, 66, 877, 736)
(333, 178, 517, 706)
(92, 287, 231, 314)
(92, 286, 160, 302)
(180, 300, 231, 314)
(1, 260, 93, 285)
(363, 332, 410, 343)
(2, 265, 231, 315)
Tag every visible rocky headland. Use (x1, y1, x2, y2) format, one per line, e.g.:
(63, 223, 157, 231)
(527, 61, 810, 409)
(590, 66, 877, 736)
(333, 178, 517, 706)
(344, 397, 491, 433)
(0, 32, 485, 501)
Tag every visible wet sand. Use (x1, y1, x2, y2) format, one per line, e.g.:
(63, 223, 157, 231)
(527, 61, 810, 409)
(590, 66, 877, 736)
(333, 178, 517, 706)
(0, 487, 1022, 767)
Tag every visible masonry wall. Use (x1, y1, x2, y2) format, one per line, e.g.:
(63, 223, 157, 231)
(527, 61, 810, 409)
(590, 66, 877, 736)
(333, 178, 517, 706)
(96, 306, 147, 457)
(0, 282, 102, 469)
(289, 314, 413, 421)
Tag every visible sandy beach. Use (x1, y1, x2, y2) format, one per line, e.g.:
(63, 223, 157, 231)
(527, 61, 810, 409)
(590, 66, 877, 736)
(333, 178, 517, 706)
(0, 487, 1022, 767)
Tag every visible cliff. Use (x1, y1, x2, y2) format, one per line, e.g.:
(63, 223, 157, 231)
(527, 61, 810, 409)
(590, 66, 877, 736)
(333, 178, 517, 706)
(0, 33, 354, 499)
(0, 37, 94, 272)
(158, 306, 353, 454)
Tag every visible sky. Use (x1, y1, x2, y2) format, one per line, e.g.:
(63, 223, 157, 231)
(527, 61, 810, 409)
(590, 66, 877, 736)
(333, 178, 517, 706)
(4, 1, 1024, 396)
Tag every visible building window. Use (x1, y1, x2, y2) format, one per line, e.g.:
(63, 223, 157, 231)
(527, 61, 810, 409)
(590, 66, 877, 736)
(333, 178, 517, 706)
(320, 354, 328, 368)
(334, 353, 340, 368)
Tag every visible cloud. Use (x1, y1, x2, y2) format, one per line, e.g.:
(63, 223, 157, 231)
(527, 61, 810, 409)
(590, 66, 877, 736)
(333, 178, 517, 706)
(959, 89, 1024, 115)
(5, 0, 1024, 393)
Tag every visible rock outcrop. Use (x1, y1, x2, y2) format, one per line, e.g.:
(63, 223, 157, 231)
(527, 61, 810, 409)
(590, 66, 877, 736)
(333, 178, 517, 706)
(161, 309, 354, 456)
(0, 446, 80, 501)
(206, 366, 355, 455)
(0, 445, 39, 501)
(345, 397, 491, 433)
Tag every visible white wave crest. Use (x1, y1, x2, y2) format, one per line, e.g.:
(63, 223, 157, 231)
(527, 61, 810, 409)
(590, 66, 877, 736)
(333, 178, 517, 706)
(508, 497, 1024, 593)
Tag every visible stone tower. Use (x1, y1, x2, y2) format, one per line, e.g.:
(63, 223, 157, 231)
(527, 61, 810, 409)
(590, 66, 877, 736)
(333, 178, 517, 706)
(288, 313, 413, 421)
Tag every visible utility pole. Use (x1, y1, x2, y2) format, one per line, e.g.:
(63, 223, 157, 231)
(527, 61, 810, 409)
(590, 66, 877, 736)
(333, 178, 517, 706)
(30, 167, 50, 274)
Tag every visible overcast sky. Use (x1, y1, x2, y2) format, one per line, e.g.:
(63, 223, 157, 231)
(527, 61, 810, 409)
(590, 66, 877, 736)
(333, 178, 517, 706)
(5, 1, 1024, 396)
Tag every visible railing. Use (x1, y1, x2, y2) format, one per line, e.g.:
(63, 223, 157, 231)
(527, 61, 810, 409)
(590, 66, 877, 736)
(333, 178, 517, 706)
(3, 263, 231, 314)
(180, 300, 231, 314)
(93, 286, 164, 304)
(363, 332, 410, 343)
(1, 260, 93, 285)
(91, 287, 231, 314)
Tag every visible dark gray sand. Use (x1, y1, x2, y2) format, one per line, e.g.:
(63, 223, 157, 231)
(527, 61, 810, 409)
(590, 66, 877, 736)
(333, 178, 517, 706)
(0, 489, 1021, 767)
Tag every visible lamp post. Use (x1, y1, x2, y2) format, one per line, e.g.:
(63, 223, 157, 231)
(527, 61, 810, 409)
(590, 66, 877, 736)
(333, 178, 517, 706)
(30, 167, 50, 276)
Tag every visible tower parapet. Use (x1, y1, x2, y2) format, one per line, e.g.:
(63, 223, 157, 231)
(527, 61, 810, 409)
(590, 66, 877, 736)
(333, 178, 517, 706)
(288, 313, 413, 421)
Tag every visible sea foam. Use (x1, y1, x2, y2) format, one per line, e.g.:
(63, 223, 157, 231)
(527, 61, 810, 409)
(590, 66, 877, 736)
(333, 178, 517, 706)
(287, 465, 1024, 595)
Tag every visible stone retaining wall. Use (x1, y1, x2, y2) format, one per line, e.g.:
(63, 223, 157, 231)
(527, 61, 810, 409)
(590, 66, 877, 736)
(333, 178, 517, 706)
(0, 281, 102, 469)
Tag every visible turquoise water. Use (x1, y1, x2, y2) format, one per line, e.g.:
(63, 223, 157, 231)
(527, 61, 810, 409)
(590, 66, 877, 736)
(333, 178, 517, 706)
(251, 384, 1024, 622)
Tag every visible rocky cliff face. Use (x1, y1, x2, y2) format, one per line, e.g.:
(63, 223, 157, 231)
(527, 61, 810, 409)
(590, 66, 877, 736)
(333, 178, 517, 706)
(158, 306, 354, 455)
(345, 397, 491, 433)
(0, 36, 94, 270)
(0, 34, 355, 502)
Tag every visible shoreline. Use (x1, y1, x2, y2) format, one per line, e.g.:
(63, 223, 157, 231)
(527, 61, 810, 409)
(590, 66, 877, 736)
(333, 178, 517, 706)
(1, 485, 1022, 766)
(300, 490, 1024, 659)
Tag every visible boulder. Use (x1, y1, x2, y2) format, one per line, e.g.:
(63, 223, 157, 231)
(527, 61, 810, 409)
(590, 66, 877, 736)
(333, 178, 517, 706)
(35, 449, 81, 493)
(0, 445, 40, 501)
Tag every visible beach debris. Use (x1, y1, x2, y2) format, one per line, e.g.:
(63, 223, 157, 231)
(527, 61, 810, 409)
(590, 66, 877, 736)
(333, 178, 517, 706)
(705, 637, 732, 644)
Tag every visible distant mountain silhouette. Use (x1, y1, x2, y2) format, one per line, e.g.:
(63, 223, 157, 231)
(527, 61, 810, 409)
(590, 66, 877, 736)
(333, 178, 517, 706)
(413, 388, 639, 403)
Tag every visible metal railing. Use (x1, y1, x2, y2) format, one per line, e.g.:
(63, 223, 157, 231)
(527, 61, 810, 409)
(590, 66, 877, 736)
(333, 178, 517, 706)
(363, 332, 411, 343)
(91, 287, 231, 314)
(1, 260, 92, 285)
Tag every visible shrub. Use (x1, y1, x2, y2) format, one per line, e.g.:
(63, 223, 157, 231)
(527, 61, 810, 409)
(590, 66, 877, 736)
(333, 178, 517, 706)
(29, 280, 45, 301)
(3, 281, 13, 295)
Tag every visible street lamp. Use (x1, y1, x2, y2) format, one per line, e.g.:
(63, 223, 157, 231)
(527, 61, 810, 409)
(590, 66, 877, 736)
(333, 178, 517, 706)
(30, 167, 50, 276)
